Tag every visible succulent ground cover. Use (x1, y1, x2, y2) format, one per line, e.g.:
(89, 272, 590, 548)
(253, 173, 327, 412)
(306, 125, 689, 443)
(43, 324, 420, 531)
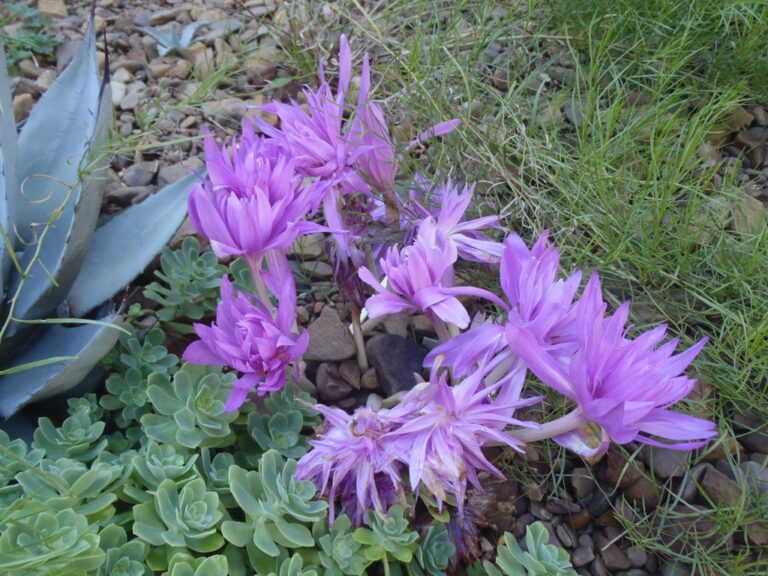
(1, 1, 768, 575)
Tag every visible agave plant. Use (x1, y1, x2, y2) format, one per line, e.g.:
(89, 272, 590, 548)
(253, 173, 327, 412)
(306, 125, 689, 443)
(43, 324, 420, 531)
(0, 14, 196, 419)
(138, 21, 213, 57)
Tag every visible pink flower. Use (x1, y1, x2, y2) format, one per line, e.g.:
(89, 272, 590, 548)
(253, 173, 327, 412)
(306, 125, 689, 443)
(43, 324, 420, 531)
(188, 123, 320, 268)
(385, 369, 538, 513)
(506, 272, 717, 452)
(183, 276, 308, 411)
(426, 231, 581, 381)
(408, 181, 504, 263)
(295, 405, 405, 525)
(359, 221, 502, 329)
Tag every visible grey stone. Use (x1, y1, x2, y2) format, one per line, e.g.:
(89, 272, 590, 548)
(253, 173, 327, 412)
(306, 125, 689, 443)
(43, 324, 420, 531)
(305, 307, 356, 362)
(338, 359, 361, 390)
(300, 260, 333, 279)
(556, 523, 576, 548)
(600, 544, 631, 572)
(625, 546, 648, 568)
(365, 334, 425, 396)
(122, 163, 156, 187)
(315, 363, 353, 403)
(572, 545, 594, 567)
(571, 466, 595, 499)
(643, 445, 690, 479)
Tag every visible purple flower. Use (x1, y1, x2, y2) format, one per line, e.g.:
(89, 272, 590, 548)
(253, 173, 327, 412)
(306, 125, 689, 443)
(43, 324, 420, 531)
(426, 231, 581, 379)
(183, 276, 309, 411)
(408, 181, 504, 263)
(506, 272, 717, 452)
(295, 405, 405, 525)
(188, 124, 319, 268)
(359, 220, 502, 329)
(385, 369, 538, 513)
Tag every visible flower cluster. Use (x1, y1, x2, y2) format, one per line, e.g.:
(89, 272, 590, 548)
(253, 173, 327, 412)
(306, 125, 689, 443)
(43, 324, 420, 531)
(183, 35, 717, 524)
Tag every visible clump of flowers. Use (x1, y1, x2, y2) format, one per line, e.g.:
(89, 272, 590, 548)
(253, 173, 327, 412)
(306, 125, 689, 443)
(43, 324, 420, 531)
(183, 34, 717, 534)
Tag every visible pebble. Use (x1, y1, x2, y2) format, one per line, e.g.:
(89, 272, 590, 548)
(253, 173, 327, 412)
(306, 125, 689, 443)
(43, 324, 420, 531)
(642, 445, 690, 479)
(365, 334, 425, 396)
(556, 523, 576, 548)
(571, 466, 595, 499)
(315, 363, 354, 403)
(601, 545, 632, 572)
(39, 0, 68, 18)
(382, 312, 409, 338)
(572, 545, 594, 567)
(338, 359, 361, 390)
(305, 307, 357, 362)
(591, 556, 609, 576)
(12, 94, 34, 123)
(512, 512, 535, 538)
(300, 260, 333, 279)
(545, 497, 580, 515)
(625, 546, 647, 568)
(290, 234, 325, 259)
(122, 163, 156, 187)
(529, 500, 554, 521)
(360, 368, 380, 391)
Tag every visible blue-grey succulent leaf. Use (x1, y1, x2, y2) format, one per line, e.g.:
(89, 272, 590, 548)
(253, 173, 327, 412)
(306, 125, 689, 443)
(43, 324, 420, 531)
(7, 15, 112, 328)
(66, 172, 198, 317)
(0, 40, 18, 305)
(179, 21, 212, 48)
(0, 313, 120, 418)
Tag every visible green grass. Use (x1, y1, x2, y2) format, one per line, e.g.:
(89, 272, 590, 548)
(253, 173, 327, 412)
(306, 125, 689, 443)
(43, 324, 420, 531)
(281, 0, 768, 571)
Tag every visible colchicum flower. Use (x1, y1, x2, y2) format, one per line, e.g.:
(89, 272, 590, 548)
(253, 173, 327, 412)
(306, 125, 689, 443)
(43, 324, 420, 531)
(386, 369, 538, 514)
(296, 405, 405, 525)
(188, 121, 319, 271)
(407, 181, 504, 263)
(183, 276, 309, 411)
(359, 220, 501, 331)
(426, 231, 581, 396)
(506, 272, 717, 455)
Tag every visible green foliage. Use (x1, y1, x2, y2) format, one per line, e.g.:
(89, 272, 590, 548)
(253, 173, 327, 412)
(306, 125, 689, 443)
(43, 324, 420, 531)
(133, 477, 226, 570)
(102, 327, 180, 376)
(0, 3, 58, 73)
(15, 457, 124, 523)
(100, 368, 152, 427)
(0, 429, 42, 482)
(168, 553, 229, 576)
(482, 524, 577, 576)
(270, 554, 319, 576)
(143, 236, 226, 329)
(223, 451, 328, 568)
(244, 384, 318, 461)
(353, 505, 419, 565)
(314, 514, 368, 576)
(141, 363, 238, 449)
(200, 447, 237, 507)
(124, 441, 198, 502)
(97, 525, 150, 576)
(409, 523, 455, 576)
(32, 405, 107, 462)
(0, 505, 105, 575)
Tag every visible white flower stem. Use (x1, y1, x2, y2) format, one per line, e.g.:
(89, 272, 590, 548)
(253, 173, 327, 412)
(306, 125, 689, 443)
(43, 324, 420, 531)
(351, 307, 369, 372)
(506, 409, 586, 444)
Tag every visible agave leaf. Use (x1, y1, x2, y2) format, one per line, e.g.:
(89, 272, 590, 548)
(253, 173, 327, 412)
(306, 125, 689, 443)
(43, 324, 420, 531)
(0, 313, 120, 418)
(136, 26, 175, 49)
(66, 172, 198, 317)
(7, 15, 111, 328)
(0, 39, 18, 305)
(180, 21, 211, 47)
